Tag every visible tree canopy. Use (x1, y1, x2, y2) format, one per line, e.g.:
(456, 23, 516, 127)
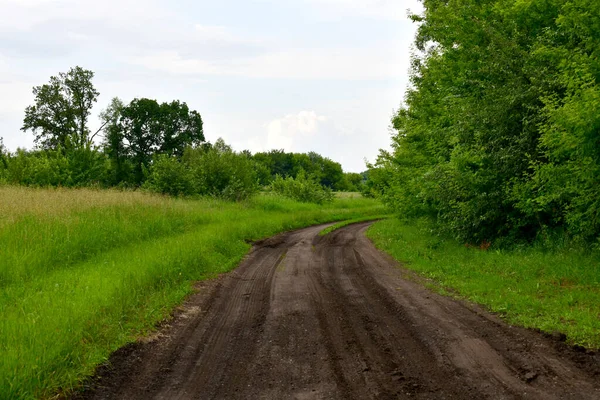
(252, 150, 344, 190)
(105, 98, 204, 184)
(22, 66, 99, 150)
(372, 0, 600, 244)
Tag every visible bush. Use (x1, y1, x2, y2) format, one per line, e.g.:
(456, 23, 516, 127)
(184, 139, 259, 201)
(143, 138, 259, 201)
(142, 154, 194, 196)
(3, 147, 109, 187)
(270, 171, 334, 204)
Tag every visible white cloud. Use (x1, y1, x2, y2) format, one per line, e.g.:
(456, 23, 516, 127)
(265, 111, 327, 151)
(304, 0, 423, 20)
(0, 0, 417, 172)
(132, 44, 411, 80)
(0, 0, 169, 31)
(193, 24, 245, 43)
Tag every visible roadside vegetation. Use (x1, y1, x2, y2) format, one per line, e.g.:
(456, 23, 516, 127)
(0, 186, 384, 399)
(367, 218, 600, 348)
(363, 0, 600, 350)
(367, 0, 600, 246)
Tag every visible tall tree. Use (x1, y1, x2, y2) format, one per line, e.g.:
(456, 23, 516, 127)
(0, 138, 7, 170)
(22, 66, 99, 150)
(100, 97, 128, 184)
(375, 0, 600, 244)
(107, 98, 204, 184)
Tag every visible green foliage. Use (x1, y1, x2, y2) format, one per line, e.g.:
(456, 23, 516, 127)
(22, 66, 99, 150)
(105, 98, 204, 184)
(142, 154, 193, 196)
(374, 0, 600, 244)
(337, 172, 365, 192)
(143, 138, 259, 200)
(253, 150, 344, 189)
(0, 139, 7, 183)
(368, 218, 600, 348)
(2, 147, 108, 187)
(270, 170, 334, 204)
(184, 139, 259, 201)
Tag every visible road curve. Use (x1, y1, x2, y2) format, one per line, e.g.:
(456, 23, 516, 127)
(78, 222, 600, 400)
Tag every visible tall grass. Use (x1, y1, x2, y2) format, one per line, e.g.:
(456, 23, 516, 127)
(0, 186, 384, 399)
(367, 218, 600, 349)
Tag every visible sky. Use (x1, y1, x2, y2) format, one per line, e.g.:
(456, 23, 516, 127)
(0, 0, 423, 172)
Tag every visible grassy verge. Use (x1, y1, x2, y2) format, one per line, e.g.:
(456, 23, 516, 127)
(367, 218, 600, 349)
(0, 186, 384, 399)
(318, 215, 392, 236)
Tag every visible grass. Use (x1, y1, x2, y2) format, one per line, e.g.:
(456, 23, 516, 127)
(334, 191, 363, 199)
(318, 214, 392, 236)
(0, 186, 384, 399)
(367, 218, 600, 349)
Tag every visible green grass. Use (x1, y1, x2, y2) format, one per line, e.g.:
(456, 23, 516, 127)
(0, 186, 384, 399)
(334, 191, 363, 199)
(318, 214, 392, 236)
(367, 218, 600, 349)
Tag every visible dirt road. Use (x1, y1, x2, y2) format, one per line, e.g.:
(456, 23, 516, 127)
(78, 222, 600, 399)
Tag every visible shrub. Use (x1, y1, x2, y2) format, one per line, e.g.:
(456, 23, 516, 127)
(270, 171, 334, 204)
(183, 139, 259, 201)
(3, 147, 108, 187)
(143, 139, 260, 201)
(142, 154, 194, 196)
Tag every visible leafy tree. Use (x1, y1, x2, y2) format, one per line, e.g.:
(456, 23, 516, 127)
(183, 138, 259, 201)
(337, 172, 364, 192)
(0, 138, 8, 182)
(107, 98, 204, 184)
(253, 150, 295, 179)
(270, 170, 334, 204)
(253, 150, 344, 189)
(0, 138, 7, 167)
(142, 154, 193, 196)
(144, 138, 259, 200)
(374, 0, 600, 244)
(2, 148, 108, 187)
(22, 66, 100, 150)
(100, 97, 130, 184)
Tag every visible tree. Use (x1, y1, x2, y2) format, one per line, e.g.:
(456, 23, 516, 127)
(0, 138, 8, 172)
(252, 150, 344, 189)
(22, 66, 99, 150)
(373, 0, 600, 244)
(100, 97, 129, 184)
(106, 98, 204, 184)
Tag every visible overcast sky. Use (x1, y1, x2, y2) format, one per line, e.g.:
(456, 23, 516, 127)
(0, 0, 422, 172)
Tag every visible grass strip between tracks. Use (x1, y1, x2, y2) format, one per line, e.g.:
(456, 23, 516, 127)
(0, 186, 384, 399)
(367, 218, 600, 350)
(318, 214, 392, 236)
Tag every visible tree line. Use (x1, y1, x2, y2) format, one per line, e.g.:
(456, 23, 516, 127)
(366, 0, 600, 245)
(0, 67, 365, 201)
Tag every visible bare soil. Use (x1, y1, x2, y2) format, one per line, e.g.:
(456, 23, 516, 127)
(74, 222, 600, 399)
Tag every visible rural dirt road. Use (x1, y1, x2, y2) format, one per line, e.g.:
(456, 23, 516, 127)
(78, 222, 600, 399)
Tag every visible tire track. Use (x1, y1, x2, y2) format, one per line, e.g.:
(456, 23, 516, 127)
(77, 222, 600, 400)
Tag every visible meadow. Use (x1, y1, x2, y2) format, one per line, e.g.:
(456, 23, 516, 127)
(368, 218, 600, 350)
(0, 186, 384, 399)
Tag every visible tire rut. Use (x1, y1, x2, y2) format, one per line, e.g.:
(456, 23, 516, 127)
(75, 222, 600, 400)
